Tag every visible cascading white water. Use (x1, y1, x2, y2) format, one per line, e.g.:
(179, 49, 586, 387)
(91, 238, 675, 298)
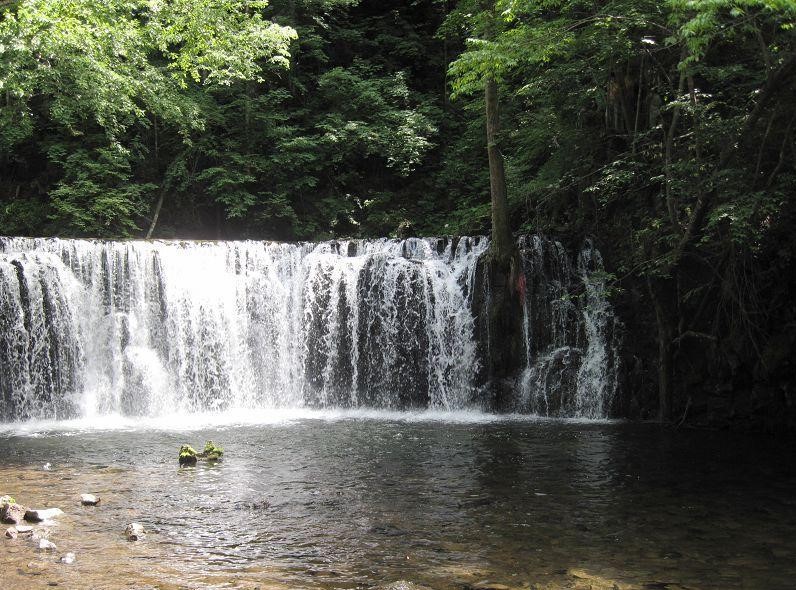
(0, 235, 620, 421)
(516, 237, 621, 418)
(0, 236, 488, 420)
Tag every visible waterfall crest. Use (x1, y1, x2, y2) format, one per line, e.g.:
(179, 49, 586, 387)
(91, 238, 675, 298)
(0, 236, 620, 421)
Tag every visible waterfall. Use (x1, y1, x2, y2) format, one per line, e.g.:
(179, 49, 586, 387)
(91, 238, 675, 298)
(516, 237, 621, 418)
(0, 235, 620, 421)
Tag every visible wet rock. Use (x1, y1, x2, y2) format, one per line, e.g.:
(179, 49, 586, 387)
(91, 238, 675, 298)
(178, 444, 197, 466)
(470, 582, 515, 590)
(125, 522, 145, 541)
(25, 508, 64, 523)
(1, 497, 27, 525)
(80, 494, 100, 506)
(377, 582, 434, 590)
(6, 526, 18, 539)
(60, 552, 76, 564)
(568, 569, 636, 590)
(38, 538, 57, 551)
(200, 440, 224, 461)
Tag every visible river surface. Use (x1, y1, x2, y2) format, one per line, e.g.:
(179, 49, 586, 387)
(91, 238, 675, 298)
(1, 411, 794, 590)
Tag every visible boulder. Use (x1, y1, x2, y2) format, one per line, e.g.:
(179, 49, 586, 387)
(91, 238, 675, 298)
(5, 526, 17, 539)
(178, 444, 197, 466)
(80, 494, 100, 506)
(1, 501, 27, 525)
(125, 522, 145, 541)
(24, 508, 64, 523)
(200, 440, 224, 461)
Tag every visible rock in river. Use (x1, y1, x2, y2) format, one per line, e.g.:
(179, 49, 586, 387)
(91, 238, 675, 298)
(1, 497, 27, 525)
(24, 508, 64, 523)
(80, 494, 101, 506)
(60, 552, 76, 564)
(6, 525, 34, 538)
(125, 522, 146, 541)
(37, 538, 57, 551)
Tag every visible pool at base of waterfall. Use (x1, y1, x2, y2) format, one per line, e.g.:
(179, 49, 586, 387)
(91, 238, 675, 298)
(1, 414, 794, 590)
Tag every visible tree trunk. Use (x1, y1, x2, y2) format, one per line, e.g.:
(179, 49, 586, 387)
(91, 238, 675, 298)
(485, 77, 513, 264)
(145, 189, 165, 239)
(483, 76, 523, 409)
(648, 275, 677, 423)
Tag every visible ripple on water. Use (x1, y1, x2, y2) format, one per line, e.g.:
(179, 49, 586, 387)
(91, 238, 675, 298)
(0, 419, 794, 590)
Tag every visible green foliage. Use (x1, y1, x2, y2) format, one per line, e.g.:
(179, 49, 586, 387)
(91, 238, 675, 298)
(48, 145, 156, 236)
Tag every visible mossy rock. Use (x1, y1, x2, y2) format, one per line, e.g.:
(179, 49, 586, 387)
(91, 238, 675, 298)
(201, 440, 224, 462)
(0, 496, 16, 505)
(178, 444, 198, 466)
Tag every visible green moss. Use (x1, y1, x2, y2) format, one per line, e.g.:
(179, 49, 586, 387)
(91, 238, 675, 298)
(0, 495, 16, 505)
(178, 444, 198, 466)
(202, 440, 224, 461)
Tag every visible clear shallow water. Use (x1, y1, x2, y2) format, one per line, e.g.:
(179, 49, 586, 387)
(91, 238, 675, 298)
(1, 414, 794, 590)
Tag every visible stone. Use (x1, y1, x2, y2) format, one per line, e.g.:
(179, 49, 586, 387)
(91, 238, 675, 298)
(24, 508, 64, 523)
(38, 538, 57, 551)
(378, 583, 434, 590)
(1, 500, 27, 525)
(6, 526, 17, 539)
(200, 440, 224, 461)
(471, 582, 515, 590)
(568, 569, 636, 590)
(60, 552, 76, 564)
(178, 444, 197, 466)
(125, 522, 145, 541)
(80, 494, 100, 506)
(16, 525, 33, 534)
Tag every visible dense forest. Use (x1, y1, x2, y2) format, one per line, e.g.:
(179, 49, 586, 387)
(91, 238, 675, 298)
(1, 0, 795, 430)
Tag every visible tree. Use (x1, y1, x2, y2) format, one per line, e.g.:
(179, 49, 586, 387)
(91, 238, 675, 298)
(446, 0, 525, 406)
(0, 0, 296, 236)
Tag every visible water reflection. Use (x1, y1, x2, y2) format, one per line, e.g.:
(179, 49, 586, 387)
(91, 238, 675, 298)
(0, 419, 794, 589)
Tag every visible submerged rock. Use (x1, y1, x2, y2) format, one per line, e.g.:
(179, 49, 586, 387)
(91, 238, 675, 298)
(178, 444, 197, 466)
(60, 552, 76, 564)
(37, 538, 57, 551)
(80, 494, 100, 506)
(469, 582, 515, 590)
(125, 522, 145, 541)
(5, 523, 33, 538)
(24, 508, 64, 523)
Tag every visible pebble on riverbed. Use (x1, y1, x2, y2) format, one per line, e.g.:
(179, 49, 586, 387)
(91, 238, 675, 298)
(5, 525, 33, 539)
(125, 522, 146, 541)
(80, 494, 100, 506)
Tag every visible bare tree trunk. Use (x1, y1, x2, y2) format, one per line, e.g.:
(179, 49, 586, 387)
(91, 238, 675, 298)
(485, 77, 513, 263)
(145, 189, 165, 239)
(483, 76, 523, 408)
(648, 275, 677, 423)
